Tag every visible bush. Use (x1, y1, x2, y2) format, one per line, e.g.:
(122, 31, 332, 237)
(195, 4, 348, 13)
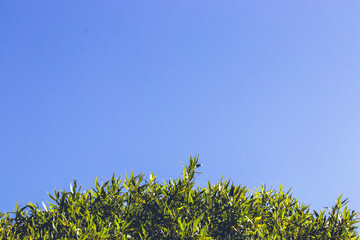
(1, 156, 359, 239)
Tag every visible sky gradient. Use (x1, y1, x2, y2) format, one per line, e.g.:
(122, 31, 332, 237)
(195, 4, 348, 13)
(1, 1, 360, 214)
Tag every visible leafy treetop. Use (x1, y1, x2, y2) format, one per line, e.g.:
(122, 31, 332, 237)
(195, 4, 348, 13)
(1, 156, 359, 239)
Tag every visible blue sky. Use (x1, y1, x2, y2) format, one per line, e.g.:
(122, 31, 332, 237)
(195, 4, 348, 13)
(1, 1, 359, 214)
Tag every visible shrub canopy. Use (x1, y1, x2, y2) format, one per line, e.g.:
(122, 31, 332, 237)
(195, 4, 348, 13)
(1, 156, 359, 239)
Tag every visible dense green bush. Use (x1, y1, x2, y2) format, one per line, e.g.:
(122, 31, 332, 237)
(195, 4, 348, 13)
(1, 156, 359, 239)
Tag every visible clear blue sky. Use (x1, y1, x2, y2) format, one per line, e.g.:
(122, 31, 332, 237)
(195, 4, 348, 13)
(1, 1, 359, 214)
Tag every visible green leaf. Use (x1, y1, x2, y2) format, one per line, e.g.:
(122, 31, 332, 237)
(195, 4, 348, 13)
(193, 213, 204, 233)
(188, 191, 194, 204)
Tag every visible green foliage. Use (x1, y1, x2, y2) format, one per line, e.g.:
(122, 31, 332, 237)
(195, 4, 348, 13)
(1, 156, 359, 239)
